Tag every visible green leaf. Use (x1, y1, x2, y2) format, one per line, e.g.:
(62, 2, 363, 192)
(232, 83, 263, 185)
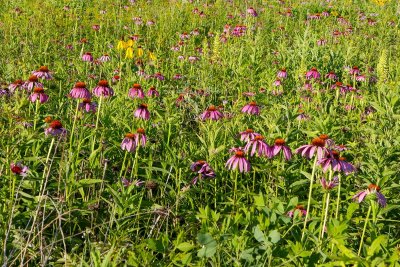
(176, 242, 195, 252)
(253, 225, 266, 243)
(367, 235, 387, 257)
(197, 233, 217, 258)
(268, 230, 280, 244)
(147, 238, 166, 253)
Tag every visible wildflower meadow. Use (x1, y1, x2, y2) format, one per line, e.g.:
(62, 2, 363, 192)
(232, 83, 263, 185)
(1, 0, 400, 266)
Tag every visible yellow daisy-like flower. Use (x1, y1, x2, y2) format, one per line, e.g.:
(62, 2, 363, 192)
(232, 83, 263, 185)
(125, 47, 134, 59)
(117, 40, 126, 50)
(149, 52, 156, 61)
(126, 39, 134, 47)
(137, 46, 144, 57)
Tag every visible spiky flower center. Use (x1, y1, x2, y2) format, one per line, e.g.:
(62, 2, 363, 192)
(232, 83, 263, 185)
(149, 86, 156, 91)
(207, 105, 217, 111)
(311, 67, 317, 71)
(39, 66, 49, 72)
(137, 128, 145, 134)
(295, 204, 304, 210)
(33, 87, 44, 93)
(44, 116, 52, 123)
(254, 135, 264, 141)
(331, 151, 340, 159)
(75, 82, 86, 88)
(11, 165, 22, 174)
(335, 82, 343, 86)
(275, 138, 286, 146)
(319, 134, 329, 140)
(339, 156, 346, 161)
(98, 80, 109, 87)
(114, 75, 120, 80)
(368, 184, 381, 192)
(125, 133, 136, 139)
(311, 137, 325, 147)
(28, 75, 38, 82)
(197, 160, 206, 164)
(352, 66, 358, 70)
(133, 83, 141, 89)
(281, 68, 286, 72)
(84, 52, 92, 56)
(245, 129, 253, 133)
(235, 151, 245, 157)
(50, 120, 63, 129)
(14, 79, 23, 85)
(139, 103, 148, 109)
(83, 98, 91, 104)
(249, 101, 257, 106)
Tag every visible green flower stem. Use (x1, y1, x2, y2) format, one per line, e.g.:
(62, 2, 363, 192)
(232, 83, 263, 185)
(358, 204, 372, 256)
(302, 155, 318, 241)
(334, 174, 342, 219)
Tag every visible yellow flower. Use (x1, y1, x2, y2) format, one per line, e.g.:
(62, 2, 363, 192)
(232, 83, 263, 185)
(331, 11, 338, 17)
(137, 46, 144, 57)
(149, 52, 156, 61)
(117, 40, 125, 50)
(125, 47, 134, 59)
(126, 39, 134, 47)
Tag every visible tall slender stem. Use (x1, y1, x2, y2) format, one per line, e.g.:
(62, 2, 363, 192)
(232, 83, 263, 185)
(334, 174, 341, 219)
(358, 205, 372, 256)
(302, 155, 318, 240)
(33, 100, 40, 130)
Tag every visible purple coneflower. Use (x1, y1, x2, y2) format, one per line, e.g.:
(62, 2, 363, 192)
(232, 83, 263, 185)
(225, 147, 251, 173)
(239, 129, 260, 142)
(92, 24, 100, 31)
(287, 205, 307, 218)
(121, 133, 136, 152)
(306, 67, 321, 80)
(317, 39, 327, 46)
(190, 160, 216, 184)
(29, 87, 49, 103)
(353, 184, 386, 207)
(246, 7, 258, 17)
(349, 66, 360, 75)
(10, 162, 29, 177)
(241, 101, 260, 115)
(200, 105, 224, 121)
(320, 176, 339, 190)
(8, 79, 24, 93)
(270, 138, 292, 160)
(98, 54, 110, 62)
(135, 128, 147, 147)
(325, 71, 337, 80)
(79, 98, 97, 113)
(32, 66, 53, 80)
(273, 79, 282, 86)
(92, 80, 114, 97)
(23, 75, 43, 92)
(134, 103, 150, 120)
(318, 150, 355, 174)
(82, 52, 94, 62)
(153, 72, 165, 81)
(128, 83, 145, 99)
(45, 120, 67, 137)
(277, 68, 287, 79)
(121, 178, 144, 188)
(244, 135, 270, 157)
(70, 82, 91, 99)
(147, 86, 159, 97)
(296, 137, 329, 160)
(356, 75, 366, 82)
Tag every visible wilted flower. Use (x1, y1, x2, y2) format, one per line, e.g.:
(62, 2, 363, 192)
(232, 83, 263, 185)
(121, 133, 136, 152)
(287, 205, 307, 218)
(29, 87, 49, 103)
(190, 160, 216, 184)
(70, 82, 91, 99)
(79, 98, 97, 113)
(320, 176, 338, 190)
(10, 162, 29, 177)
(128, 83, 145, 99)
(226, 147, 251, 173)
(270, 138, 292, 160)
(45, 120, 67, 136)
(244, 135, 270, 157)
(32, 66, 53, 80)
(241, 101, 260, 115)
(92, 80, 114, 97)
(352, 184, 386, 207)
(200, 105, 223, 121)
(121, 177, 144, 188)
(134, 103, 150, 120)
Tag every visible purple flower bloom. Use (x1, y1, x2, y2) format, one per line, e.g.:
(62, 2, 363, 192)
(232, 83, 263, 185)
(29, 87, 49, 103)
(325, 71, 337, 80)
(10, 162, 29, 177)
(70, 82, 91, 99)
(152, 72, 165, 81)
(98, 54, 111, 62)
(296, 137, 329, 160)
(225, 147, 251, 173)
(121, 133, 137, 152)
(306, 67, 321, 80)
(121, 177, 144, 188)
(135, 128, 147, 147)
(277, 68, 287, 79)
(246, 7, 258, 17)
(273, 79, 282, 86)
(353, 184, 386, 207)
(32, 66, 53, 80)
(8, 79, 24, 93)
(79, 98, 97, 113)
(128, 84, 145, 99)
(239, 129, 260, 143)
(320, 176, 338, 190)
(23, 75, 43, 92)
(244, 135, 270, 157)
(92, 80, 114, 97)
(349, 66, 360, 75)
(271, 138, 292, 160)
(146, 86, 159, 97)
(241, 101, 260, 115)
(287, 205, 307, 218)
(82, 52, 94, 62)
(45, 120, 67, 137)
(200, 106, 224, 121)
(134, 103, 150, 120)
(190, 160, 216, 184)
